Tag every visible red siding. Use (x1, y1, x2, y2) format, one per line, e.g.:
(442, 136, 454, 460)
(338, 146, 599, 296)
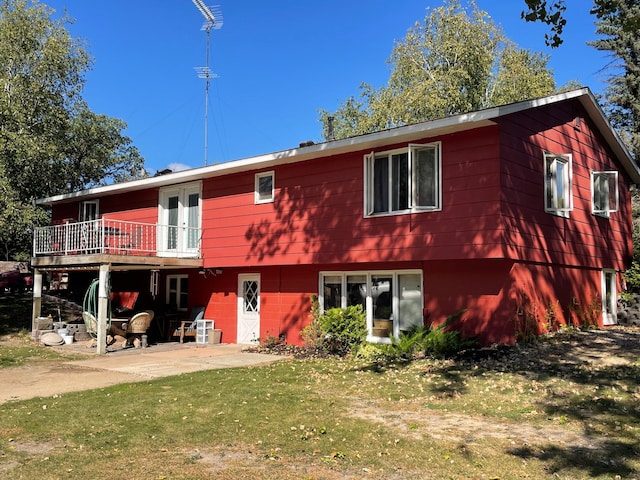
(499, 100, 633, 271)
(202, 127, 505, 268)
(51, 188, 160, 225)
(46, 95, 634, 346)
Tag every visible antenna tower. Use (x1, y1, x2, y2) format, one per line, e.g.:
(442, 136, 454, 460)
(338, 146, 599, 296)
(192, 0, 222, 166)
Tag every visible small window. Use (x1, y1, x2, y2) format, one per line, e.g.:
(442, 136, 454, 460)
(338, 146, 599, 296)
(591, 171, 618, 216)
(544, 153, 572, 217)
(365, 143, 441, 216)
(255, 171, 274, 204)
(79, 200, 99, 222)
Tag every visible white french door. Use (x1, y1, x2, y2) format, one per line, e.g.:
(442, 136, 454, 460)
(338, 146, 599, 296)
(158, 182, 201, 257)
(237, 274, 260, 344)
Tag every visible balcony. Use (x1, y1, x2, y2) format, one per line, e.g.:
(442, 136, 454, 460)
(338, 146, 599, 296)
(33, 218, 202, 260)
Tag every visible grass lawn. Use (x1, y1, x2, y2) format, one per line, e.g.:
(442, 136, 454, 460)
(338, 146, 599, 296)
(0, 294, 639, 479)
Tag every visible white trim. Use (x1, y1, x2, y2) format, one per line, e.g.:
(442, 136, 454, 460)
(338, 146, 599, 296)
(364, 142, 442, 217)
(166, 274, 189, 311)
(158, 181, 202, 257)
(544, 153, 573, 217)
(237, 273, 261, 344)
(319, 269, 423, 343)
(601, 269, 617, 326)
(79, 200, 99, 222)
(591, 170, 619, 216)
(254, 170, 275, 204)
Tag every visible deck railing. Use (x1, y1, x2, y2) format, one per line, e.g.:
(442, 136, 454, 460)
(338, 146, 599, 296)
(33, 218, 201, 258)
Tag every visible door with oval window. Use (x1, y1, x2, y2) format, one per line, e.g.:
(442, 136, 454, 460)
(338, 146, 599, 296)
(237, 274, 260, 344)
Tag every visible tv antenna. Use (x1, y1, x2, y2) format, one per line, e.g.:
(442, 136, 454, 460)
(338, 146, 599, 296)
(192, 0, 222, 166)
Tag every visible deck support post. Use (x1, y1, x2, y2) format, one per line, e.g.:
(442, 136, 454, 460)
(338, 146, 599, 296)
(31, 269, 43, 340)
(96, 264, 110, 355)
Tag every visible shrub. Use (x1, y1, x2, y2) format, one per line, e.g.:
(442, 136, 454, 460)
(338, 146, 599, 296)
(300, 295, 325, 348)
(422, 310, 476, 358)
(320, 305, 367, 355)
(354, 342, 397, 364)
(389, 325, 429, 361)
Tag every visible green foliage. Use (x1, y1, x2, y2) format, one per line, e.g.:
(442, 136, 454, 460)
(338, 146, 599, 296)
(568, 296, 602, 329)
(356, 312, 475, 366)
(623, 259, 640, 294)
(0, 0, 147, 260)
(300, 295, 325, 348)
(422, 311, 476, 358)
(520, 0, 567, 47)
(353, 342, 397, 365)
(320, 0, 556, 140)
(320, 305, 367, 355)
(589, 0, 640, 160)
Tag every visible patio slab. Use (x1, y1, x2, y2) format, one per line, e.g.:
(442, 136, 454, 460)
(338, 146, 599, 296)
(0, 343, 286, 404)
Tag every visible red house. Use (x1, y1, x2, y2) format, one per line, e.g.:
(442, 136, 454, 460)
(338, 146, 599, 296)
(31, 88, 640, 353)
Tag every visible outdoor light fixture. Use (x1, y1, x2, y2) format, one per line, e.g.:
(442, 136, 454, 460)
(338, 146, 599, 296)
(198, 268, 223, 278)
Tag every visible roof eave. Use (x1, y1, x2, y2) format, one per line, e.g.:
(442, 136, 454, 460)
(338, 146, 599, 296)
(36, 87, 639, 206)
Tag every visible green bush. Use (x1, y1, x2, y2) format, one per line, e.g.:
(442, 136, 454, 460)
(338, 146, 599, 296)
(624, 259, 640, 294)
(354, 342, 397, 364)
(422, 310, 476, 358)
(389, 325, 429, 361)
(320, 305, 367, 355)
(300, 295, 325, 348)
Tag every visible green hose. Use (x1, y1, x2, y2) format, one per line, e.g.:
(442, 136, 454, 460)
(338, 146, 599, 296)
(82, 276, 112, 337)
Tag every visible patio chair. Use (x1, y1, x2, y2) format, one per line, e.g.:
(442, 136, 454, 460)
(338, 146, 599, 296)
(169, 306, 205, 343)
(123, 310, 153, 348)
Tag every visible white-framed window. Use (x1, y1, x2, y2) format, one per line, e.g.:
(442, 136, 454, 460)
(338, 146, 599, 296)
(591, 171, 619, 217)
(79, 200, 99, 222)
(602, 269, 617, 326)
(166, 274, 189, 311)
(255, 171, 275, 204)
(320, 270, 423, 342)
(544, 153, 573, 217)
(158, 182, 201, 256)
(364, 142, 441, 216)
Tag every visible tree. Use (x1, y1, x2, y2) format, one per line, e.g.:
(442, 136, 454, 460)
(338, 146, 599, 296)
(521, 0, 640, 48)
(0, 0, 145, 260)
(589, 0, 640, 160)
(521, 0, 567, 47)
(320, 0, 556, 141)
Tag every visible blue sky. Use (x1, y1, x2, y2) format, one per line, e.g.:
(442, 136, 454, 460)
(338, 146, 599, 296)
(43, 0, 608, 174)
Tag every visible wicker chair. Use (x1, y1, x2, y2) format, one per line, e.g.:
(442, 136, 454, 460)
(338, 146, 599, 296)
(123, 311, 153, 347)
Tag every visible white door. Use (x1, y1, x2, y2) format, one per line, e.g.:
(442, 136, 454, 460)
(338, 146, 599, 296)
(158, 183, 201, 257)
(602, 270, 617, 326)
(237, 274, 260, 344)
(398, 273, 423, 333)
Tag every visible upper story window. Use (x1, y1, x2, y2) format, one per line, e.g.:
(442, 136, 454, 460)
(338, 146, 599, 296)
(544, 153, 573, 217)
(365, 142, 441, 217)
(591, 171, 618, 217)
(255, 171, 275, 204)
(79, 200, 99, 222)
